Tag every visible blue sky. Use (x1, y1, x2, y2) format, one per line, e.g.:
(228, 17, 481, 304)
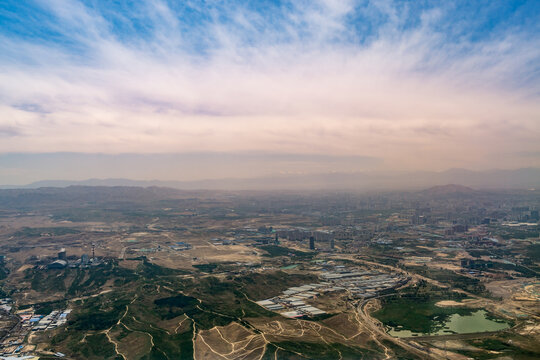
(2, 1, 538, 62)
(0, 1, 539, 183)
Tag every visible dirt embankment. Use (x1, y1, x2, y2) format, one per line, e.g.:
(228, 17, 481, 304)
(435, 299, 482, 308)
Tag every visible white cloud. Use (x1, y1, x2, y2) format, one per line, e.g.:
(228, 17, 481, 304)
(0, 0, 539, 172)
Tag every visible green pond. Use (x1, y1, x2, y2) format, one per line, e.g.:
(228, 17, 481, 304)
(388, 310, 510, 338)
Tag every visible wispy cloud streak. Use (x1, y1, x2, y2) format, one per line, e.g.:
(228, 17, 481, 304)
(0, 0, 539, 171)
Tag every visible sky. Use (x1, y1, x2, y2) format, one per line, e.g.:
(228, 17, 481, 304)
(1, 0, 539, 184)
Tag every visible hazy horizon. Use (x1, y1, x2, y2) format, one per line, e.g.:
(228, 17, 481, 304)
(1, 1, 540, 185)
(1, 152, 540, 186)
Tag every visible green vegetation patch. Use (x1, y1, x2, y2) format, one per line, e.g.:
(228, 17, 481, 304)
(154, 294, 198, 308)
(459, 337, 540, 360)
(138, 260, 190, 277)
(235, 271, 317, 300)
(373, 296, 474, 334)
(24, 261, 138, 298)
(192, 263, 219, 273)
(19, 299, 67, 315)
(122, 315, 194, 359)
(69, 294, 131, 331)
(69, 262, 138, 295)
(29, 268, 68, 292)
(468, 249, 492, 258)
(51, 208, 130, 223)
(372, 281, 472, 334)
(34, 263, 335, 357)
(154, 294, 199, 320)
(489, 262, 538, 277)
(526, 243, 540, 262)
(153, 273, 296, 328)
(404, 266, 488, 296)
(500, 228, 539, 240)
(260, 245, 315, 258)
(74, 333, 119, 359)
(0, 263, 9, 281)
(304, 313, 335, 321)
(186, 277, 277, 327)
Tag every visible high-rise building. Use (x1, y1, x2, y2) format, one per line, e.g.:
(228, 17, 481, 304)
(58, 248, 66, 260)
(309, 236, 315, 250)
(330, 237, 335, 250)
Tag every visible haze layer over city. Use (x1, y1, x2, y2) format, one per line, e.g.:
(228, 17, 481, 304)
(0, 1, 539, 360)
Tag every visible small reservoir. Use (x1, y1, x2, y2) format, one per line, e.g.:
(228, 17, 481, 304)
(387, 310, 511, 338)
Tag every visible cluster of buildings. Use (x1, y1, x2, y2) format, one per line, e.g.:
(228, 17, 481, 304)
(229, 226, 338, 251)
(0, 337, 25, 356)
(256, 267, 408, 318)
(20, 309, 71, 332)
(0, 301, 70, 358)
(256, 283, 328, 318)
(0, 355, 40, 360)
(47, 248, 100, 269)
(276, 229, 335, 250)
(251, 234, 279, 246)
(320, 269, 408, 299)
(0, 299, 22, 357)
(444, 224, 469, 236)
(170, 241, 192, 251)
(0, 299, 11, 313)
(210, 238, 235, 246)
(0, 309, 71, 359)
(509, 207, 539, 222)
(1, 306, 69, 356)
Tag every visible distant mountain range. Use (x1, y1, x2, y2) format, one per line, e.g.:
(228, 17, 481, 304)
(1, 168, 539, 191)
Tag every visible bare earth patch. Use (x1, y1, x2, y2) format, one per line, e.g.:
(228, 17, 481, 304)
(435, 299, 481, 307)
(194, 322, 266, 360)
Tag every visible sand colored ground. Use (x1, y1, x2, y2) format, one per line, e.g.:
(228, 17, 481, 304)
(425, 345, 472, 360)
(435, 252, 450, 258)
(430, 340, 481, 351)
(195, 322, 266, 360)
(308, 291, 350, 313)
(17, 264, 33, 272)
(248, 313, 375, 349)
(486, 279, 537, 300)
(435, 299, 482, 307)
(321, 312, 373, 344)
(146, 242, 262, 270)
